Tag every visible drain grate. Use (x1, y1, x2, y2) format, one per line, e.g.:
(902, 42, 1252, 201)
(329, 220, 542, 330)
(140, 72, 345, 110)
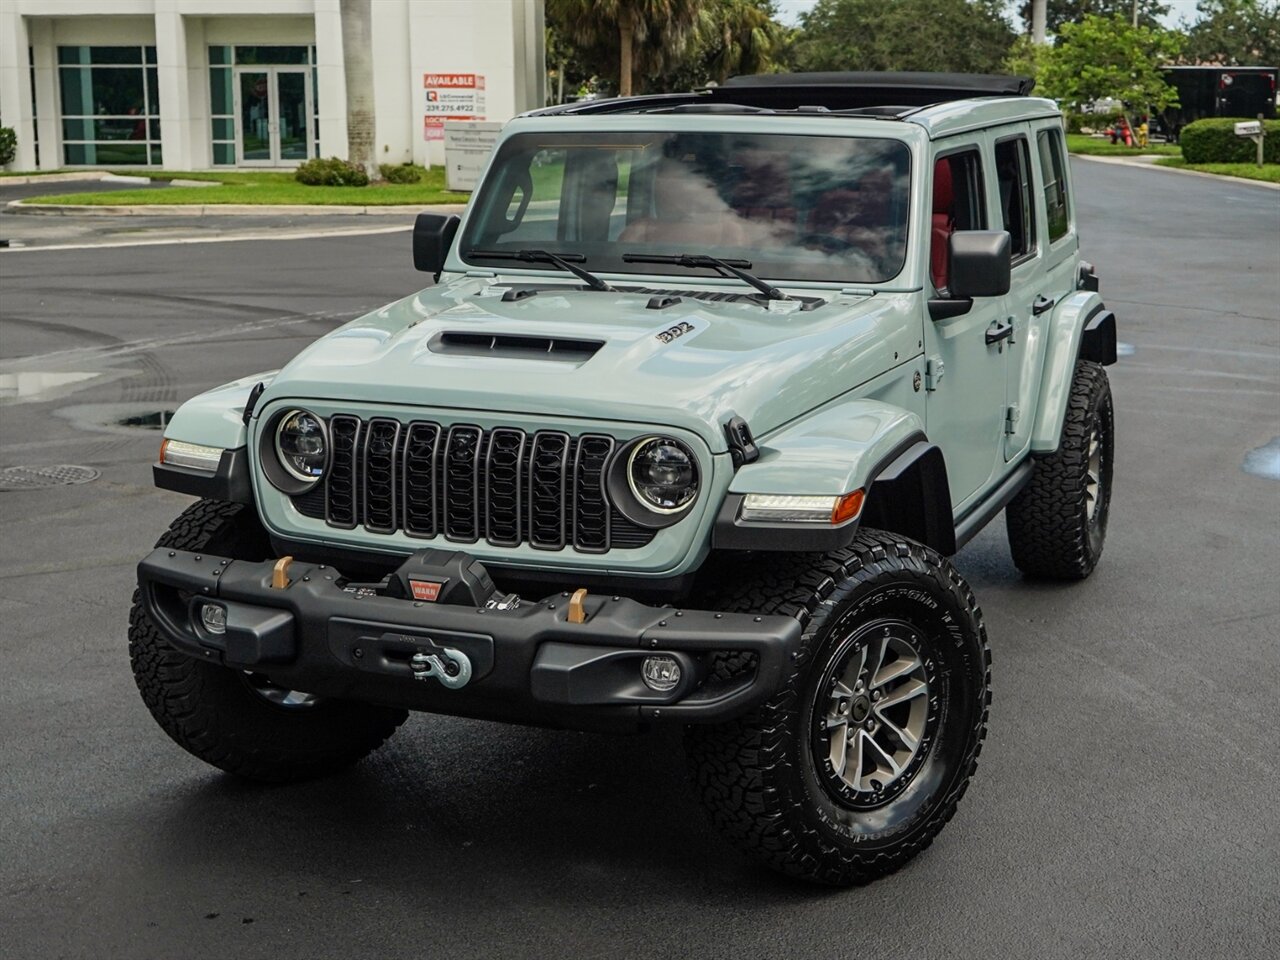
(0, 464, 101, 490)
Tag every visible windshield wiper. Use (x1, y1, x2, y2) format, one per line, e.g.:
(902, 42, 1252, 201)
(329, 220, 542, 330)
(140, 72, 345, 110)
(621, 253, 790, 302)
(465, 248, 613, 292)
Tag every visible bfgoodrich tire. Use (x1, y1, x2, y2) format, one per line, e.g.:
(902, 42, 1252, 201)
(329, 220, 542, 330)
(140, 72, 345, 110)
(129, 499, 406, 783)
(1006, 360, 1114, 579)
(686, 532, 990, 885)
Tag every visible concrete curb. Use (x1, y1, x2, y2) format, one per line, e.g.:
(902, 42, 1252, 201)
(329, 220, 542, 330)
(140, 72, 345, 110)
(6, 199, 469, 216)
(0, 171, 117, 186)
(1073, 153, 1280, 190)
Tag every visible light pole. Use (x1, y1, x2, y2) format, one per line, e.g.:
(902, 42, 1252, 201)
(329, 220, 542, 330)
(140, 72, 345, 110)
(1032, 0, 1046, 44)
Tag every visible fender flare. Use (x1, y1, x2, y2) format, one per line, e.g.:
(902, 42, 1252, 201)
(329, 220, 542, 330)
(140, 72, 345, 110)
(713, 400, 956, 553)
(1029, 292, 1116, 454)
(153, 371, 277, 504)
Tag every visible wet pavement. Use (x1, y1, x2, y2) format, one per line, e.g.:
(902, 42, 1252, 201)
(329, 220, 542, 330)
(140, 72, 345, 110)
(0, 160, 1277, 960)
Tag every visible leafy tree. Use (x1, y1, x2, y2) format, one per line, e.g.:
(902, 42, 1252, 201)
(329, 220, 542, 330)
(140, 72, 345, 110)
(1017, 1, 1171, 35)
(1182, 0, 1280, 65)
(793, 0, 1017, 74)
(1038, 14, 1184, 113)
(546, 0, 702, 96)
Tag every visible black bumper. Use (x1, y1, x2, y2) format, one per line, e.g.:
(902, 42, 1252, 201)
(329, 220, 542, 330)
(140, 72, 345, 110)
(137, 548, 802, 732)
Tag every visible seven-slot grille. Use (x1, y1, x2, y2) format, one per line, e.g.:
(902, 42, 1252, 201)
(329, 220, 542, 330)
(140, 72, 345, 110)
(293, 415, 656, 553)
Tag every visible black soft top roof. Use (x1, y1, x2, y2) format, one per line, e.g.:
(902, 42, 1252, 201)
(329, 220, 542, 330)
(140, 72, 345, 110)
(531, 72, 1035, 118)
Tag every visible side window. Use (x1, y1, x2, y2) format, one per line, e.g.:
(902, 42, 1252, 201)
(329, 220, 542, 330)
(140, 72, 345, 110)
(993, 137, 1036, 260)
(930, 149, 986, 292)
(1036, 128, 1071, 243)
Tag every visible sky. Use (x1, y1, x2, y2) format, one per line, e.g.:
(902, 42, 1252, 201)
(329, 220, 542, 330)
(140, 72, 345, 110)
(772, 0, 1204, 28)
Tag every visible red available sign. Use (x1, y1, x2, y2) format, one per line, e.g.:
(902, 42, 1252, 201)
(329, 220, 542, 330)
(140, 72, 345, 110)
(424, 73, 484, 89)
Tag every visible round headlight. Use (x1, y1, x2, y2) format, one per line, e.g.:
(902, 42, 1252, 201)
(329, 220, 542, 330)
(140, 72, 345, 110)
(627, 437, 698, 514)
(274, 409, 327, 483)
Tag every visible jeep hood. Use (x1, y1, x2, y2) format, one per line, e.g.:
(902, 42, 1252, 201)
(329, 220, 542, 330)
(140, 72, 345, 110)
(259, 277, 919, 450)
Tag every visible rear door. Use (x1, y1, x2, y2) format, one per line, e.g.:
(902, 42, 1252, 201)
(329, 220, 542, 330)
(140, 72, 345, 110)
(992, 130, 1043, 462)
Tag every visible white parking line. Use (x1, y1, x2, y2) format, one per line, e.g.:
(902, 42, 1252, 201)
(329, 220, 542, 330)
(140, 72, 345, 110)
(0, 223, 413, 254)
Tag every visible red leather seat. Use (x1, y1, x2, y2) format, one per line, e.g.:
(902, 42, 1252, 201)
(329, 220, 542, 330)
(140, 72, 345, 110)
(930, 158, 955, 291)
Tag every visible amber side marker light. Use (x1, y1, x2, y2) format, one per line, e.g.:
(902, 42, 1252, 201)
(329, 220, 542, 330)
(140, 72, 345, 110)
(831, 489, 865, 525)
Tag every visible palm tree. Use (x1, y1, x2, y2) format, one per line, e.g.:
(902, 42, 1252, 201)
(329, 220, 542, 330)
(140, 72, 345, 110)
(548, 0, 702, 96)
(340, 0, 377, 176)
(707, 0, 786, 83)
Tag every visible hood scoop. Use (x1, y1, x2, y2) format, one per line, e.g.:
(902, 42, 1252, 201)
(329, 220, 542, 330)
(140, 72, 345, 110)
(429, 331, 604, 363)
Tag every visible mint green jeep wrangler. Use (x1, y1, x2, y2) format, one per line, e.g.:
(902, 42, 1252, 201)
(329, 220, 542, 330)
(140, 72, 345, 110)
(131, 73, 1116, 885)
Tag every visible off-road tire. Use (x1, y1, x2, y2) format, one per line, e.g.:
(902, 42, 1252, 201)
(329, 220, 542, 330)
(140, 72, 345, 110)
(1006, 360, 1114, 579)
(685, 531, 990, 885)
(128, 499, 407, 783)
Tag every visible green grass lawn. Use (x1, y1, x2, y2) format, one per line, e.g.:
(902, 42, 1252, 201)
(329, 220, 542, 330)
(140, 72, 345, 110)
(20, 166, 470, 206)
(1154, 157, 1280, 184)
(1066, 134, 1180, 157)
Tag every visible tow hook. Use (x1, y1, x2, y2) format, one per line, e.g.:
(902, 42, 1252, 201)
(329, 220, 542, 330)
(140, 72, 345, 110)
(409, 647, 473, 688)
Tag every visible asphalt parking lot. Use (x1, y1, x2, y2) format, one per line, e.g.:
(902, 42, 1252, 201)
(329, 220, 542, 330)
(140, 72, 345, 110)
(1, 161, 1277, 960)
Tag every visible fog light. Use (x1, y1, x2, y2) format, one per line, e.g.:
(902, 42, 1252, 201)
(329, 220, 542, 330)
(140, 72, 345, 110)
(200, 603, 227, 635)
(641, 655, 681, 693)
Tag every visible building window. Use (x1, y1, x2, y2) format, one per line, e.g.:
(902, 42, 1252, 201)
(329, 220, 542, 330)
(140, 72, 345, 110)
(58, 46, 161, 166)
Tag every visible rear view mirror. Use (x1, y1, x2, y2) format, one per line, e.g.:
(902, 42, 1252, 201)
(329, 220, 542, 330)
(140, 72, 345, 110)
(948, 231, 1011, 299)
(413, 213, 461, 276)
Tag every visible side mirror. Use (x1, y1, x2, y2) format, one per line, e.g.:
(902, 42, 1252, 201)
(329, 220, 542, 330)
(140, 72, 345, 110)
(413, 213, 461, 276)
(948, 230, 1011, 299)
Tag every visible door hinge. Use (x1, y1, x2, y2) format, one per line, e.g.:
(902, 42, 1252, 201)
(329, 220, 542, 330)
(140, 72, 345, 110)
(1004, 404, 1021, 434)
(924, 356, 945, 391)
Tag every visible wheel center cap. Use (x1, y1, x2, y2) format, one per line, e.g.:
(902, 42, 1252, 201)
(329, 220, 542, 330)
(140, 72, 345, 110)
(850, 695, 871, 722)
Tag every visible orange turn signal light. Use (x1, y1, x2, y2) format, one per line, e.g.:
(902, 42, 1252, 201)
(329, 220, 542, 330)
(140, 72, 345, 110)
(831, 489, 865, 525)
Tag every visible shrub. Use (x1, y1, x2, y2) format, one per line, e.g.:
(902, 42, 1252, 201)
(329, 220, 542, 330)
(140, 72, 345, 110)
(1180, 118, 1279, 164)
(294, 156, 369, 186)
(0, 126, 17, 166)
(379, 162, 427, 184)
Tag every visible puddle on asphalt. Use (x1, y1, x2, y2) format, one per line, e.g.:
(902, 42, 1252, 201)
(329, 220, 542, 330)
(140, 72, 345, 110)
(1242, 438, 1280, 481)
(0, 371, 101, 403)
(115, 409, 174, 430)
(1116, 342, 1136, 358)
(55, 402, 179, 436)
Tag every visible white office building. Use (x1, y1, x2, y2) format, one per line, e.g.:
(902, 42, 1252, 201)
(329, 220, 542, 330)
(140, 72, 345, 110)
(0, 0, 545, 170)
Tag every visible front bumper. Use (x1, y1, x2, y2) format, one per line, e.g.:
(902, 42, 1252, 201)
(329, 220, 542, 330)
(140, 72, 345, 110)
(137, 548, 802, 732)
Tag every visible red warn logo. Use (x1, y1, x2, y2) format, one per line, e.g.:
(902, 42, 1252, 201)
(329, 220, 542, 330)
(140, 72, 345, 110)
(409, 580, 444, 602)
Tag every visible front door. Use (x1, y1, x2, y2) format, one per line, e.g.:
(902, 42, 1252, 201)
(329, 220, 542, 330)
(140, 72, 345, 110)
(923, 145, 1009, 512)
(235, 67, 313, 166)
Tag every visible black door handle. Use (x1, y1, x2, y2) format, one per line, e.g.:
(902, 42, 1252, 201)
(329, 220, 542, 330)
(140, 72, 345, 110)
(1032, 294, 1056, 316)
(985, 320, 1014, 346)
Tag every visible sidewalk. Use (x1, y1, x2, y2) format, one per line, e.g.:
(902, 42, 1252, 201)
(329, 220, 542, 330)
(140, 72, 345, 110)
(1073, 153, 1280, 190)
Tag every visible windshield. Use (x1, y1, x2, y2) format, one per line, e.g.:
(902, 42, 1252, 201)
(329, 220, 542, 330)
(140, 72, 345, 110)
(459, 130, 912, 285)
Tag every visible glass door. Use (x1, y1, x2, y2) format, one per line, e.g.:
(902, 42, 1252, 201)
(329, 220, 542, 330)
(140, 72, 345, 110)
(234, 67, 313, 166)
(237, 70, 272, 164)
(275, 69, 311, 162)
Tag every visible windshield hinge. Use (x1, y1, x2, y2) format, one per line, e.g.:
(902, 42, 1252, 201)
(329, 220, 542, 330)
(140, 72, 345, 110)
(724, 416, 760, 468)
(242, 382, 265, 424)
(465, 269, 497, 278)
(840, 287, 876, 297)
